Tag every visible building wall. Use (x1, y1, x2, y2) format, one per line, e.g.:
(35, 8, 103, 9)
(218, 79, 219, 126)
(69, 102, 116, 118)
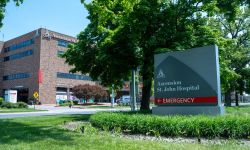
(0, 28, 96, 104)
(0, 41, 5, 97)
(0, 30, 40, 99)
(39, 28, 95, 104)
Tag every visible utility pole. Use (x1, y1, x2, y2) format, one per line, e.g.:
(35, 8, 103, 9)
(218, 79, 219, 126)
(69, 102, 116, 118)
(111, 84, 115, 108)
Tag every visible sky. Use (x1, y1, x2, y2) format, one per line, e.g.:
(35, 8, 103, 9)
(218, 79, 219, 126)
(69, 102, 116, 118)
(0, 0, 90, 41)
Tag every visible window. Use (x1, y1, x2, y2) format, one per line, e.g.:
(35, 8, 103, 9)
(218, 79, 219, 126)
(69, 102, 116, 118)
(3, 73, 31, 81)
(4, 39, 34, 53)
(57, 72, 92, 81)
(58, 40, 69, 47)
(57, 50, 65, 57)
(4, 50, 33, 62)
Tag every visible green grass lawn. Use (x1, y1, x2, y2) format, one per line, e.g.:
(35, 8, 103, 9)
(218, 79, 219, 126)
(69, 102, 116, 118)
(0, 115, 249, 150)
(58, 104, 130, 109)
(0, 108, 45, 113)
(226, 105, 250, 116)
(83, 105, 130, 109)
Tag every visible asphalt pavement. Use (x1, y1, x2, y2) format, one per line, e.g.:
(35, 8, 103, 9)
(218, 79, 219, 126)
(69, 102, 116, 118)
(0, 104, 130, 119)
(1, 103, 249, 119)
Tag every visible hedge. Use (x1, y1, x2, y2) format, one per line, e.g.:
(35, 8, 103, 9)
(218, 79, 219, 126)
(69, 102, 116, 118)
(90, 112, 250, 139)
(1, 102, 28, 108)
(0, 97, 3, 105)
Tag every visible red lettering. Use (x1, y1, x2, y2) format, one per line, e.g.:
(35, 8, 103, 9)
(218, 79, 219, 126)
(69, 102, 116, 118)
(155, 97, 217, 105)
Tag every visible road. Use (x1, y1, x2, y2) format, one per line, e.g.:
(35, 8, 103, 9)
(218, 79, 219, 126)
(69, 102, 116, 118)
(0, 105, 130, 119)
(1, 103, 249, 119)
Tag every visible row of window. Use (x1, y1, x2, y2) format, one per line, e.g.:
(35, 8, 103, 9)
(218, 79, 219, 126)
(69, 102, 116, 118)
(2, 49, 62, 62)
(57, 50, 65, 57)
(3, 73, 31, 81)
(4, 38, 70, 54)
(2, 72, 91, 81)
(57, 72, 92, 81)
(58, 40, 69, 47)
(4, 50, 33, 62)
(4, 39, 35, 53)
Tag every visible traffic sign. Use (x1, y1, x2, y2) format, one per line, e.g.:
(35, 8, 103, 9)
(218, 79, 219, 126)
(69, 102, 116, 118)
(33, 91, 39, 99)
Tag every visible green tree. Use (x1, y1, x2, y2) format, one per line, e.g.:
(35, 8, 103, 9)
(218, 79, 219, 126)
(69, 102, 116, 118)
(0, 0, 24, 27)
(216, 8, 250, 106)
(64, 0, 249, 110)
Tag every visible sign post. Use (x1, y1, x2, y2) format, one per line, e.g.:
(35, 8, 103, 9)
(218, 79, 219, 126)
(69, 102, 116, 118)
(130, 69, 137, 111)
(153, 45, 224, 115)
(33, 91, 39, 109)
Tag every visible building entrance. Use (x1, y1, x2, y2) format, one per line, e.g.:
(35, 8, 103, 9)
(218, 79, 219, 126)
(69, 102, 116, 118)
(3, 88, 29, 103)
(15, 88, 29, 103)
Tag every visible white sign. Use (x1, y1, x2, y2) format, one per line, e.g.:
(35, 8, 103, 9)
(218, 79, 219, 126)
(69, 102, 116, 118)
(4, 90, 17, 103)
(156, 69, 166, 79)
(43, 30, 77, 43)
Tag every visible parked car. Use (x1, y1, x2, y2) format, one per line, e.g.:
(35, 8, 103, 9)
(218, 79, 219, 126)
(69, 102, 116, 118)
(117, 95, 130, 104)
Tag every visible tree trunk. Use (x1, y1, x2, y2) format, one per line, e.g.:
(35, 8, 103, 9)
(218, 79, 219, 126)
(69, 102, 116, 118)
(140, 75, 152, 110)
(235, 91, 239, 106)
(225, 90, 232, 106)
(140, 51, 154, 111)
(238, 80, 244, 106)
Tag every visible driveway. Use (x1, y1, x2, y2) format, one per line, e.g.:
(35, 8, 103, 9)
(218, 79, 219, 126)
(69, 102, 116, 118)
(0, 104, 130, 119)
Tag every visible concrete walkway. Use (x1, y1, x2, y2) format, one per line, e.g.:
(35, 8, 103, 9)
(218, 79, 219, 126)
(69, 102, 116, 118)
(0, 104, 130, 119)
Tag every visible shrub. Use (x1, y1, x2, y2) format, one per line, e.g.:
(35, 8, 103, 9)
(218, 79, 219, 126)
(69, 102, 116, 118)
(1, 102, 18, 108)
(73, 100, 79, 105)
(59, 101, 71, 106)
(59, 100, 78, 106)
(0, 97, 3, 105)
(28, 97, 37, 105)
(16, 102, 28, 108)
(1, 101, 28, 108)
(90, 112, 250, 139)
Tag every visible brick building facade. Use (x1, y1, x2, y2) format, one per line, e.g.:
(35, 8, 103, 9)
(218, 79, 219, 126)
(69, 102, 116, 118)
(0, 28, 96, 104)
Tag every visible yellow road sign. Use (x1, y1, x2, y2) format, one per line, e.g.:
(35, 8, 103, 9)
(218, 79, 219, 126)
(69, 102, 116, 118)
(33, 91, 39, 99)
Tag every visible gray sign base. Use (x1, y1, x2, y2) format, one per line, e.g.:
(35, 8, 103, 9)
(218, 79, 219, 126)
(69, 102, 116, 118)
(152, 106, 224, 116)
